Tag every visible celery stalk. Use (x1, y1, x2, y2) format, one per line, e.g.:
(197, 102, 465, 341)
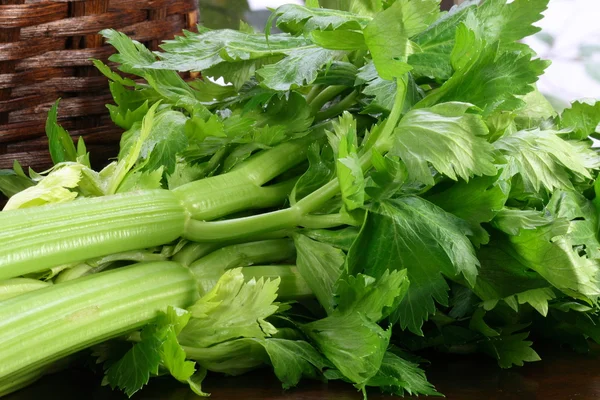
(0, 261, 198, 381)
(0, 190, 186, 280)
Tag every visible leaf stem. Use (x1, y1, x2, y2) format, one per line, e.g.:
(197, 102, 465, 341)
(315, 90, 359, 122)
(299, 213, 359, 229)
(305, 84, 323, 104)
(190, 239, 296, 293)
(309, 85, 347, 115)
(363, 76, 408, 153)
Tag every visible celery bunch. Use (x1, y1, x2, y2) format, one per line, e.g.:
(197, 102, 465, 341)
(2, 0, 600, 398)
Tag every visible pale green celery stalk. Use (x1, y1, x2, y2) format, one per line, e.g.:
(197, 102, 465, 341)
(0, 190, 186, 281)
(86, 250, 167, 267)
(183, 339, 266, 375)
(173, 243, 225, 267)
(175, 176, 297, 221)
(55, 251, 169, 284)
(0, 261, 197, 381)
(173, 230, 291, 267)
(190, 239, 296, 294)
(55, 264, 92, 283)
(0, 135, 316, 280)
(174, 134, 317, 220)
(54, 250, 170, 282)
(242, 265, 312, 300)
(183, 181, 342, 242)
(183, 79, 409, 243)
(0, 278, 52, 302)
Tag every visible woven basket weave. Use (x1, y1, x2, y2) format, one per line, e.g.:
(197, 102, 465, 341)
(0, 0, 199, 171)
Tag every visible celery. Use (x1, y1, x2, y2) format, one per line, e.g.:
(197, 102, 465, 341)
(0, 261, 197, 382)
(190, 239, 296, 293)
(0, 190, 185, 280)
(0, 278, 52, 302)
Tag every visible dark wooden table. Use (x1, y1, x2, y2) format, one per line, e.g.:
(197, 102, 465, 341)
(7, 346, 600, 400)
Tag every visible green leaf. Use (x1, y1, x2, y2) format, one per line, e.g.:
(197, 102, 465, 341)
(559, 100, 600, 140)
(328, 112, 365, 210)
(427, 174, 510, 245)
(356, 62, 424, 114)
(547, 190, 600, 259)
(105, 331, 162, 396)
(366, 350, 439, 396)
(187, 337, 327, 389)
(118, 108, 188, 175)
(250, 91, 313, 135)
(150, 29, 307, 72)
(117, 167, 165, 193)
(315, 61, 358, 87)
(494, 129, 600, 193)
(45, 100, 77, 164)
(0, 169, 34, 198)
(204, 57, 282, 91)
(158, 309, 197, 386)
(476, 0, 548, 45)
(293, 234, 345, 315)
(364, 0, 439, 79)
(270, 4, 370, 35)
(366, 151, 408, 201)
(491, 208, 550, 236)
(107, 81, 161, 127)
(105, 307, 196, 397)
(257, 47, 343, 91)
(167, 161, 206, 190)
(514, 88, 557, 129)
(140, 110, 189, 174)
(253, 126, 287, 146)
(185, 113, 226, 143)
(302, 227, 360, 251)
(390, 102, 497, 186)
(107, 100, 150, 130)
(416, 16, 549, 115)
(347, 196, 479, 334)
(311, 30, 367, 50)
(516, 288, 556, 316)
(410, 0, 547, 81)
(479, 333, 541, 368)
(474, 236, 549, 302)
(409, 1, 475, 80)
(93, 59, 137, 86)
(508, 219, 600, 301)
(261, 338, 329, 389)
(108, 100, 160, 194)
(4, 164, 83, 211)
(101, 29, 200, 110)
(187, 369, 210, 397)
(291, 143, 335, 203)
(335, 269, 410, 322)
(179, 268, 280, 348)
(469, 307, 500, 337)
(303, 312, 391, 389)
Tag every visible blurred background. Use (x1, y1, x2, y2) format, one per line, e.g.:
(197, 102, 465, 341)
(197, 0, 600, 111)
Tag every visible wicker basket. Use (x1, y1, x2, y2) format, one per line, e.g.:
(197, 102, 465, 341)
(0, 0, 199, 171)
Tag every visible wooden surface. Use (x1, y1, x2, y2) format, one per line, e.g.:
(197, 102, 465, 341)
(6, 346, 600, 400)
